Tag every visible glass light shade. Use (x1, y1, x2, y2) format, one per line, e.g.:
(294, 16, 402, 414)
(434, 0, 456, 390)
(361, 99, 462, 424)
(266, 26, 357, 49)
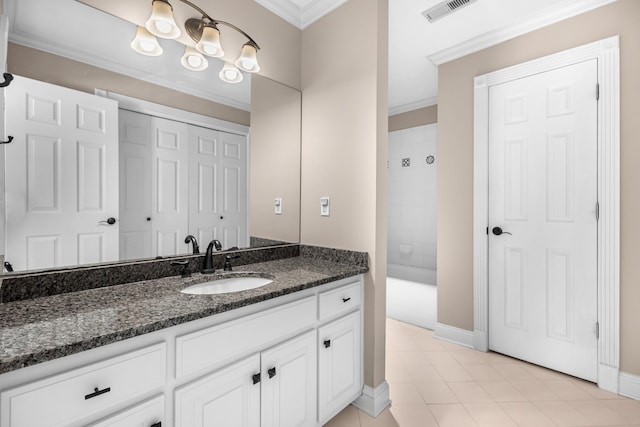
(145, 0, 181, 39)
(219, 63, 243, 83)
(196, 25, 224, 58)
(180, 46, 208, 71)
(234, 42, 260, 73)
(130, 26, 163, 56)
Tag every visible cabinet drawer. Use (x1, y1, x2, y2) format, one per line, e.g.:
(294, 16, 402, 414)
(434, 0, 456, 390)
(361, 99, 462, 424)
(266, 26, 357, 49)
(176, 295, 317, 378)
(87, 395, 164, 427)
(1, 343, 166, 427)
(318, 281, 361, 321)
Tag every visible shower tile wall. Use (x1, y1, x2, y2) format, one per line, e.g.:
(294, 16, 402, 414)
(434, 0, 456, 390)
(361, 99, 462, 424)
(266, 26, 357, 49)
(387, 124, 437, 283)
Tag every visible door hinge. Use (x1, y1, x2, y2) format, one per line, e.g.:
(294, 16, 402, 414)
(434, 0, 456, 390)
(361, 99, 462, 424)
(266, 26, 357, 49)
(596, 322, 600, 339)
(596, 201, 600, 221)
(486, 226, 489, 235)
(596, 83, 600, 100)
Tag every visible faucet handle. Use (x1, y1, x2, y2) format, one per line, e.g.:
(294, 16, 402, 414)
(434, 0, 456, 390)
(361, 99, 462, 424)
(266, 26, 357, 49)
(171, 260, 192, 278)
(223, 255, 241, 272)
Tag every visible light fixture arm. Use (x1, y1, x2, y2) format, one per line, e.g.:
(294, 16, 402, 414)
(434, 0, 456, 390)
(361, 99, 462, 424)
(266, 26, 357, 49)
(176, 0, 260, 49)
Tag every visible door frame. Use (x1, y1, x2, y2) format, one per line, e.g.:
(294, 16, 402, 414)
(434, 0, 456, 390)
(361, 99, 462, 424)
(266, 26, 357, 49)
(473, 36, 620, 392)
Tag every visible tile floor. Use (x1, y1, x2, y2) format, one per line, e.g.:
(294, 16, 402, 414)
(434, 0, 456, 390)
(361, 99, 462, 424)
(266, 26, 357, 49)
(325, 317, 640, 427)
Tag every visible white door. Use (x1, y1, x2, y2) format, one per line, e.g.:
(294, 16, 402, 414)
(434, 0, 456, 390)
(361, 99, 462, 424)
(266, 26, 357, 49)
(174, 354, 261, 427)
(260, 330, 317, 427)
(118, 109, 152, 261)
(151, 116, 189, 257)
(218, 131, 248, 249)
(4, 75, 119, 271)
(488, 60, 598, 381)
(188, 125, 222, 249)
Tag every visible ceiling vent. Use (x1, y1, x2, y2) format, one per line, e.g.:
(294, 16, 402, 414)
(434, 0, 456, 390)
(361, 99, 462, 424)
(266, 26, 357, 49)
(422, 0, 477, 23)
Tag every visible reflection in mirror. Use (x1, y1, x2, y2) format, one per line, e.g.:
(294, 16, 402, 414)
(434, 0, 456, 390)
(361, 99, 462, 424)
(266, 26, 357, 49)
(0, 0, 301, 273)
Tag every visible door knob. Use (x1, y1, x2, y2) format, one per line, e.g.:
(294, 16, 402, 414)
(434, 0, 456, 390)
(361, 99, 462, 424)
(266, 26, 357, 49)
(492, 226, 511, 236)
(99, 217, 116, 225)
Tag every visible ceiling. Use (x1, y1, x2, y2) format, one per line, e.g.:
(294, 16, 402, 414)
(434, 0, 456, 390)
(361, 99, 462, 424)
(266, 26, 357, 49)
(6, 0, 617, 114)
(260, 0, 617, 115)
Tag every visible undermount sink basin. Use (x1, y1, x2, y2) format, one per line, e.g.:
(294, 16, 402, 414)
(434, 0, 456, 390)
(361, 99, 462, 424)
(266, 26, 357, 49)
(181, 277, 273, 295)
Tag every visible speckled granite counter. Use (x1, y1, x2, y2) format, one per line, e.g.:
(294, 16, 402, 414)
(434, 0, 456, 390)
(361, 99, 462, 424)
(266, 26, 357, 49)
(0, 249, 368, 375)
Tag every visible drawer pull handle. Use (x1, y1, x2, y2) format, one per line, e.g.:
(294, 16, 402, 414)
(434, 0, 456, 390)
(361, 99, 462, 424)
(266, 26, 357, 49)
(342, 297, 351, 303)
(268, 367, 277, 378)
(85, 386, 111, 400)
(252, 373, 261, 384)
(324, 339, 331, 348)
(150, 423, 162, 427)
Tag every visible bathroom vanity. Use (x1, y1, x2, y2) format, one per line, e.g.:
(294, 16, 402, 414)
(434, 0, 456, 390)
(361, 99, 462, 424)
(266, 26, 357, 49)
(0, 247, 367, 427)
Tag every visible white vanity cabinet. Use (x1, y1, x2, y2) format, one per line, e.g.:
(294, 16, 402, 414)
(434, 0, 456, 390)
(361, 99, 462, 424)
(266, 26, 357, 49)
(0, 274, 363, 427)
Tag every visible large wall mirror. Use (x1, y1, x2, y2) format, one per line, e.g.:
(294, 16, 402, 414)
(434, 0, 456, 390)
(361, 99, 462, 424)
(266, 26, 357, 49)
(0, 0, 301, 273)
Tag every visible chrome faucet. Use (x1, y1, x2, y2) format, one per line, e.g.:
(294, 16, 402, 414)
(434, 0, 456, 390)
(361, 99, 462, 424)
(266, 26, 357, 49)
(201, 239, 223, 274)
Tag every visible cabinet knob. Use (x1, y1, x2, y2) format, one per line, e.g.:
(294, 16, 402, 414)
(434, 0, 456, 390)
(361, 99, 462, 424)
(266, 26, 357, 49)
(150, 423, 162, 427)
(342, 297, 351, 303)
(267, 367, 277, 378)
(324, 339, 331, 348)
(252, 373, 261, 384)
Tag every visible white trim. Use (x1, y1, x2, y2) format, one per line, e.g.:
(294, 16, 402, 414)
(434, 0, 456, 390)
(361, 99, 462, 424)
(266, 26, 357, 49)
(95, 90, 250, 137)
(620, 372, 640, 400)
(435, 323, 474, 348)
(429, 0, 618, 66)
(352, 382, 391, 418)
(599, 363, 620, 394)
(473, 36, 620, 392)
(389, 96, 438, 116)
(253, 0, 348, 30)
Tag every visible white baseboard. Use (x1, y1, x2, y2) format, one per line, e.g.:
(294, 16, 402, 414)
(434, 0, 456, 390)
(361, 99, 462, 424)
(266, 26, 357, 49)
(620, 371, 640, 400)
(435, 322, 474, 348)
(352, 381, 391, 418)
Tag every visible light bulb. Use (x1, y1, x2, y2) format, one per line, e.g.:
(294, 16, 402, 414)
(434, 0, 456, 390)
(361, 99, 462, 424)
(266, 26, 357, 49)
(130, 26, 163, 56)
(180, 46, 208, 71)
(219, 63, 243, 83)
(145, 0, 181, 39)
(234, 42, 260, 73)
(188, 55, 202, 68)
(196, 25, 224, 58)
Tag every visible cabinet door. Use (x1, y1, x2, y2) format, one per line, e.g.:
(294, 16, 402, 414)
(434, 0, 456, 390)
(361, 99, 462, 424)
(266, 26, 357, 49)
(260, 330, 317, 427)
(174, 354, 260, 427)
(318, 311, 362, 424)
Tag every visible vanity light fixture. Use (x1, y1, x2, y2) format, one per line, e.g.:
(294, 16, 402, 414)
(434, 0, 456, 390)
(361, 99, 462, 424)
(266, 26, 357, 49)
(132, 0, 261, 83)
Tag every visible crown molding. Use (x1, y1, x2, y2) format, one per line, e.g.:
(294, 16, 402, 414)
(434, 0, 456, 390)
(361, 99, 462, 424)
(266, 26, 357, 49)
(254, 0, 348, 29)
(389, 96, 438, 116)
(428, 0, 618, 66)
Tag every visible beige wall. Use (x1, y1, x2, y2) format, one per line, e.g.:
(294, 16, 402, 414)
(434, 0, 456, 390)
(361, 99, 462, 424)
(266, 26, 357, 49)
(250, 75, 301, 243)
(389, 104, 437, 132)
(301, 0, 388, 388)
(7, 43, 250, 126)
(437, 0, 640, 375)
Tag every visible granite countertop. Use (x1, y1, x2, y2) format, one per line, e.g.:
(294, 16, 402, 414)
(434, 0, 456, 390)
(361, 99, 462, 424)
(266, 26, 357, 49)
(0, 256, 367, 375)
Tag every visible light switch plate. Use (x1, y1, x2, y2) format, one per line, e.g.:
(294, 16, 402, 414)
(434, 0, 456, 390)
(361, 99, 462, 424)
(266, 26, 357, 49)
(274, 197, 282, 215)
(320, 197, 330, 216)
